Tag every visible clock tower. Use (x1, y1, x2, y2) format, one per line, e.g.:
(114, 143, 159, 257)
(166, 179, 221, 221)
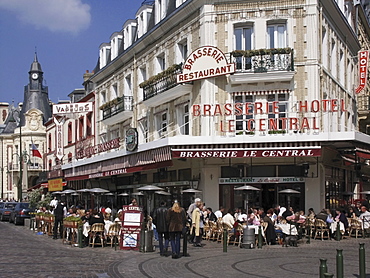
(20, 52, 52, 125)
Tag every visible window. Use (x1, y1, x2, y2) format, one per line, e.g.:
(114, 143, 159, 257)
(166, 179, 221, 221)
(68, 122, 72, 144)
(267, 94, 288, 130)
(322, 27, 328, 68)
(234, 25, 253, 70)
(101, 91, 106, 106)
(156, 53, 166, 73)
(234, 94, 255, 133)
(177, 40, 188, 63)
(48, 159, 52, 170)
(125, 75, 132, 96)
(331, 38, 337, 77)
(139, 119, 148, 143)
(110, 128, 119, 140)
(79, 117, 84, 138)
(267, 23, 287, 48)
(111, 83, 118, 100)
(159, 112, 167, 138)
(178, 168, 191, 181)
(68, 152, 72, 163)
(339, 49, 344, 85)
(182, 104, 189, 135)
(86, 112, 92, 136)
(139, 67, 147, 101)
(48, 133, 52, 151)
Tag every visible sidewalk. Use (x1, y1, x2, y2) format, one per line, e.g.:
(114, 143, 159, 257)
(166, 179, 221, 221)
(114, 237, 370, 278)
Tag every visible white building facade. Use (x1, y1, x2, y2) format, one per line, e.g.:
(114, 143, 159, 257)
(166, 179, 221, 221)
(60, 0, 370, 213)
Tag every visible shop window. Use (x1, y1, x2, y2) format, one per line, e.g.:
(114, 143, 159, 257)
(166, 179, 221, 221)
(68, 122, 73, 144)
(267, 22, 287, 48)
(278, 165, 304, 177)
(249, 165, 276, 177)
(221, 166, 244, 178)
(168, 170, 177, 181)
(178, 168, 191, 181)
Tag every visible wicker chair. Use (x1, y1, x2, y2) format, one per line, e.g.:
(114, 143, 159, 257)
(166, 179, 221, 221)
(314, 219, 330, 240)
(89, 223, 105, 248)
(349, 218, 363, 238)
(260, 222, 268, 245)
(220, 222, 234, 244)
(106, 223, 121, 247)
(304, 218, 315, 238)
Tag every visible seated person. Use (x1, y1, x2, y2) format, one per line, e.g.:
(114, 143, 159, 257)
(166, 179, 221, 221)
(89, 210, 104, 226)
(360, 206, 370, 229)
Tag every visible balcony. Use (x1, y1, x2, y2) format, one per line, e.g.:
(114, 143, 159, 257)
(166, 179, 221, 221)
(101, 96, 133, 125)
(228, 48, 295, 84)
(141, 64, 193, 107)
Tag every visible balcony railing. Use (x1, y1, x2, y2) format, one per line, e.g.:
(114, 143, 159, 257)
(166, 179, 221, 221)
(141, 65, 183, 101)
(102, 96, 133, 120)
(230, 48, 294, 73)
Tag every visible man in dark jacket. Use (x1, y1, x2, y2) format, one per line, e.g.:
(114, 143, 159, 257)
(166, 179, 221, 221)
(153, 201, 169, 256)
(53, 201, 65, 239)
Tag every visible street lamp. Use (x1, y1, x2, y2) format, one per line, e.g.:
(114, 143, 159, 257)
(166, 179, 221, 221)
(8, 109, 31, 201)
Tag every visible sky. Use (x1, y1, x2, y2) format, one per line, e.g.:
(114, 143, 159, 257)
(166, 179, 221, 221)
(0, 0, 142, 105)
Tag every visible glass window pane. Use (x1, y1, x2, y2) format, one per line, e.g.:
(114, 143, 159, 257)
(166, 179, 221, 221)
(267, 26, 274, 48)
(235, 29, 242, 50)
(277, 25, 285, 47)
(244, 28, 252, 50)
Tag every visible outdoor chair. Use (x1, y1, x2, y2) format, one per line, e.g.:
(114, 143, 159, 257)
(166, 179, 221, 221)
(349, 218, 363, 238)
(314, 219, 329, 240)
(106, 223, 121, 247)
(89, 223, 105, 248)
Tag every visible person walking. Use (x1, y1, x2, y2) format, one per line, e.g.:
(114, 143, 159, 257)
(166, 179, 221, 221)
(153, 201, 170, 256)
(53, 201, 66, 239)
(191, 202, 204, 247)
(166, 201, 187, 259)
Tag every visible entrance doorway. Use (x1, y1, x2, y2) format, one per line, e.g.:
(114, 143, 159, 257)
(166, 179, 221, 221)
(219, 183, 305, 212)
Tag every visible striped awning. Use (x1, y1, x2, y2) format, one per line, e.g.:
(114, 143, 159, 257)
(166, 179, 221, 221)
(232, 90, 290, 96)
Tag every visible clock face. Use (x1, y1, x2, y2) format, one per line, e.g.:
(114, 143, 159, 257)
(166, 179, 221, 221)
(32, 73, 38, 80)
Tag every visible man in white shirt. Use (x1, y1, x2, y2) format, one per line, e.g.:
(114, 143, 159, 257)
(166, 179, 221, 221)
(214, 206, 224, 219)
(50, 197, 58, 208)
(222, 209, 235, 227)
(360, 206, 370, 229)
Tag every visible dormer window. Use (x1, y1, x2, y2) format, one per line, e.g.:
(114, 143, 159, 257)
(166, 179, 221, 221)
(99, 43, 111, 68)
(136, 4, 153, 39)
(155, 0, 167, 24)
(123, 20, 137, 50)
(110, 32, 123, 60)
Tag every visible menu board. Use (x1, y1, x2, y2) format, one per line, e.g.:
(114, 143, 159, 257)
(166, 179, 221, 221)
(120, 205, 143, 250)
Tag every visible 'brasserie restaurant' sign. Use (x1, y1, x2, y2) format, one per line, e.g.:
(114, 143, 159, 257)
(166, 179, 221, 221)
(172, 148, 321, 158)
(177, 46, 235, 83)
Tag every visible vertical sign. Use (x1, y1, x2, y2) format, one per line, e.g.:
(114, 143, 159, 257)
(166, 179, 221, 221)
(54, 117, 64, 160)
(356, 50, 369, 94)
(120, 205, 143, 250)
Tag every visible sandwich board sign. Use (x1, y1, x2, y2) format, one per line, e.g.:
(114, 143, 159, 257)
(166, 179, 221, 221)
(120, 205, 143, 250)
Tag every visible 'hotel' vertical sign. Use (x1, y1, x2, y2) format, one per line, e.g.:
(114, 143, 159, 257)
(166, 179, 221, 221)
(356, 50, 369, 94)
(54, 117, 64, 160)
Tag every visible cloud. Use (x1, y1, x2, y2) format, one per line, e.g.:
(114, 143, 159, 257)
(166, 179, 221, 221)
(0, 0, 91, 34)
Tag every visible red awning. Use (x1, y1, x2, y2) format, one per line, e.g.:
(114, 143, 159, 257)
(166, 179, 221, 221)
(65, 160, 173, 181)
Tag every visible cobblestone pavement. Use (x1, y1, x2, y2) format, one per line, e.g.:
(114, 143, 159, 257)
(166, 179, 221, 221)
(2, 221, 370, 278)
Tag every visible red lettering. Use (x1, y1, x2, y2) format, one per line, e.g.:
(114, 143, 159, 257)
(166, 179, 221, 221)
(299, 101, 308, 112)
(203, 104, 211, 116)
(311, 100, 320, 112)
(331, 99, 338, 112)
(255, 102, 263, 114)
(192, 105, 200, 116)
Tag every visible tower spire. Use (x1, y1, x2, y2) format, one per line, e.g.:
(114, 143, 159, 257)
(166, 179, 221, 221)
(34, 46, 38, 62)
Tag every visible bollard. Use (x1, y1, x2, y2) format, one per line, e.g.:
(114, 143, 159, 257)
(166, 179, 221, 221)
(223, 229, 228, 252)
(359, 243, 366, 278)
(78, 225, 83, 248)
(306, 225, 311, 244)
(183, 228, 189, 257)
(336, 249, 344, 278)
(319, 258, 328, 278)
(258, 226, 263, 249)
(323, 273, 334, 278)
(336, 221, 341, 241)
